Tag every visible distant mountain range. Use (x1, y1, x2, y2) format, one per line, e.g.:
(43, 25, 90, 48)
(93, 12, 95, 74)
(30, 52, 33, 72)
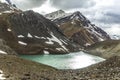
(111, 35, 120, 40)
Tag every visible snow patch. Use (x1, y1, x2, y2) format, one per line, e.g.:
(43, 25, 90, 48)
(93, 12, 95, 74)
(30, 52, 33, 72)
(56, 48, 64, 51)
(0, 50, 7, 54)
(71, 21, 76, 25)
(85, 43, 91, 47)
(35, 36, 46, 39)
(3, 10, 14, 14)
(18, 35, 24, 38)
(44, 50, 49, 55)
(18, 41, 27, 45)
(27, 33, 33, 38)
(0, 70, 6, 80)
(45, 41, 54, 45)
(46, 11, 72, 20)
(7, 28, 11, 32)
(46, 32, 69, 52)
(99, 38, 104, 41)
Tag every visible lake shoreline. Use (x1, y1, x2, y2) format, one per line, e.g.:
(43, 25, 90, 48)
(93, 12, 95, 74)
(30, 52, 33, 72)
(20, 51, 105, 69)
(0, 54, 120, 80)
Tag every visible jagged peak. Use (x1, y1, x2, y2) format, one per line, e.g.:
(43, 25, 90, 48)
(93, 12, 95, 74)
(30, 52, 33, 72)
(46, 9, 65, 15)
(70, 11, 87, 21)
(55, 9, 65, 14)
(45, 10, 89, 22)
(45, 9, 67, 20)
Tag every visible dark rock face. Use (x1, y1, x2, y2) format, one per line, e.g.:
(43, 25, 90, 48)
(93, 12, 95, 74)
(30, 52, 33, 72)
(0, 10, 79, 54)
(46, 11, 110, 48)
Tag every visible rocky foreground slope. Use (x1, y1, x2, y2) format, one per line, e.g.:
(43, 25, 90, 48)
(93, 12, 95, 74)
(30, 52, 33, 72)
(86, 40, 120, 59)
(0, 39, 16, 55)
(0, 2, 79, 55)
(46, 10, 110, 48)
(0, 55, 120, 80)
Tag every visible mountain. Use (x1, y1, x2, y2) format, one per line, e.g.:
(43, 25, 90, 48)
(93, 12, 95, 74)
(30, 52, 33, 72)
(0, 2, 79, 55)
(45, 10, 66, 20)
(85, 40, 120, 59)
(111, 35, 120, 40)
(45, 10, 110, 48)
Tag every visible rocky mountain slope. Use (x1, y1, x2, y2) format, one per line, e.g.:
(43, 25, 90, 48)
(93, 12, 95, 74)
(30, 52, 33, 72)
(0, 2, 79, 55)
(86, 40, 120, 59)
(0, 39, 16, 55)
(46, 10, 110, 48)
(0, 54, 120, 80)
(0, 0, 19, 13)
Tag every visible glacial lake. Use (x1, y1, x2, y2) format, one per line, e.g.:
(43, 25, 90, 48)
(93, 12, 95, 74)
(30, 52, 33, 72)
(20, 51, 105, 69)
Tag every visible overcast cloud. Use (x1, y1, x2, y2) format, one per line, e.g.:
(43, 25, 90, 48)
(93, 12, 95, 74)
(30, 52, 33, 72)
(50, 0, 95, 10)
(10, 0, 120, 37)
(11, 0, 46, 10)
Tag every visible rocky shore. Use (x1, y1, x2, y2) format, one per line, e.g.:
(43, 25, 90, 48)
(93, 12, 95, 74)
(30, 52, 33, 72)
(0, 55, 120, 80)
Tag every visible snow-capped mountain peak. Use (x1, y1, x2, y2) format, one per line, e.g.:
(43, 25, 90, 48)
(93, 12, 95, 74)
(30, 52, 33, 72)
(45, 10, 73, 20)
(70, 11, 86, 21)
(45, 10, 89, 22)
(45, 10, 110, 47)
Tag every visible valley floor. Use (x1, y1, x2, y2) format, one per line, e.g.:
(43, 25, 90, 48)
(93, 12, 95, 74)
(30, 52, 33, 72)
(0, 55, 120, 80)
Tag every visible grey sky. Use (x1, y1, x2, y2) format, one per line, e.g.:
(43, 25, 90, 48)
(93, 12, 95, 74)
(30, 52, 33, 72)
(10, 0, 120, 36)
(50, 0, 95, 10)
(11, 0, 46, 10)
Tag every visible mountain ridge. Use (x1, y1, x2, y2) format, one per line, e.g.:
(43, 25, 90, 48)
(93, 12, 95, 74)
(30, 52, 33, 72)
(45, 10, 110, 48)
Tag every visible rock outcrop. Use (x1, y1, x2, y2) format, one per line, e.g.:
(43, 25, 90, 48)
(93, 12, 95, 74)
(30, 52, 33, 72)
(46, 10, 110, 48)
(0, 39, 17, 55)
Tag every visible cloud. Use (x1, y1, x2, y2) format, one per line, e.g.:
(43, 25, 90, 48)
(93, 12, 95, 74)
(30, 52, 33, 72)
(11, 0, 47, 10)
(97, 12, 120, 24)
(105, 24, 120, 35)
(50, 0, 95, 10)
(32, 0, 57, 14)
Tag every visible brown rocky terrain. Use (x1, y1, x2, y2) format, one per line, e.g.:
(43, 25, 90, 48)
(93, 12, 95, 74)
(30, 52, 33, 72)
(86, 40, 120, 59)
(0, 39, 16, 55)
(0, 55, 120, 80)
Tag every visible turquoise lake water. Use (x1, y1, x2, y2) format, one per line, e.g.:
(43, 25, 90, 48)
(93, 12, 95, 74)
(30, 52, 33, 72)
(20, 51, 105, 69)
